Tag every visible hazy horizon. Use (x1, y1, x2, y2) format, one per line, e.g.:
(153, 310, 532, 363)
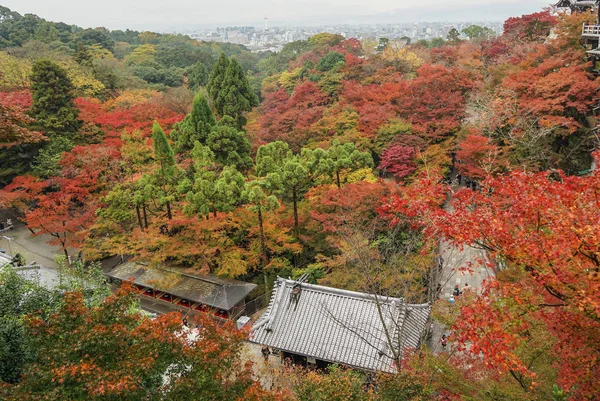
(2, 0, 551, 31)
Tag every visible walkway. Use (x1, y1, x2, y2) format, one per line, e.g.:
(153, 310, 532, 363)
(430, 188, 495, 353)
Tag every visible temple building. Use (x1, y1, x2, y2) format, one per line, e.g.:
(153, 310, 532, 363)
(251, 277, 431, 372)
(105, 261, 256, 320)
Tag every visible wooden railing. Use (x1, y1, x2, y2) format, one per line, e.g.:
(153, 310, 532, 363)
(583, 24, 600, 35)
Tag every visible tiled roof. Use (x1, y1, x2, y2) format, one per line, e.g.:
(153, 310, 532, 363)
(105, 262, 256, 311)
(250, 277, 431, 373)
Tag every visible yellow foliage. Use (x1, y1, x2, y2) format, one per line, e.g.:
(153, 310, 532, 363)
(0, 52, 31, 89)
(125, 44, 156, 65)
(381, 45, 424, 71)
(87, 44, 115, 61)
(415, 137, 455, 176)
(138, 31, 158, 44)
(216, 249, 248, 278)
(104, 89, 158, 110)
(344, 168, 377, 184)
(59, 60, 105, 97)
(278, 67, 303, 92)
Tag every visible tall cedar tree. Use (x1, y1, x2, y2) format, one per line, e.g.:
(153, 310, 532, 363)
(29, 59, 81, 137)
(151, 122, 177, 219)
(214, 57, 258, 128)
(207, 52, 229, 108)
(206, 115, 253, 171)
(170, 91, 216, 153)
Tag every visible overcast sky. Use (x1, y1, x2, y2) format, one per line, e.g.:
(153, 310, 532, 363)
(3, 0, 552, 30)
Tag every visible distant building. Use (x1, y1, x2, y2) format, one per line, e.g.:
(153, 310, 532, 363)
(105, 262, 256, 320)
(251, 277, 430, 372)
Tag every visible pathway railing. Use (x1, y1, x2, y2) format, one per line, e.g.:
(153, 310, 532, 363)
(583, 24, 600, 36)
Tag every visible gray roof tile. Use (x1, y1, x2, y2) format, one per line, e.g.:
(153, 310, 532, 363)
(105, 262, 256, 311)
(251, 277, 431, 372)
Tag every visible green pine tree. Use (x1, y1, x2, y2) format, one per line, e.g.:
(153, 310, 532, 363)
(187, 61, 209, 89)
(207, 52, 229, 108)
(151, 122, 178, 220)
(214, 56, 258, 128)
(325, 140, 374, 188)
(206, 116, 253, 171)
(170, 91, 216, 153)
(29, 59, 81, 137)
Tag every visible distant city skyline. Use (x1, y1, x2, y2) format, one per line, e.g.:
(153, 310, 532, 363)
(2, 0, 552, 31)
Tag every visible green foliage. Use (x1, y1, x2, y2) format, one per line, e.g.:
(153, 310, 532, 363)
(377, 37, 390, 52)
(29, 59, 81, 136)
(462, 25, 495, 40)
(74, 28, 115, 51)
(317, 51, 345, 72)
(31, 136, 73, 178)
(170, 91, 216, 153)
(207, 52, 229, 106)
(186, 61, 209, 88)
(256, 141, 293, 176)
(447, 27, 461, 42)
(151, 122, 179, 218)
(206, 116, 253, 171)
(324, 140, 374, 188)
(214, 56, 258, 127)
(186, 147, 245, 218)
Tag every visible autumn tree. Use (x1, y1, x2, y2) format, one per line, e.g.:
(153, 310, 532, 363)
(3, 282, 282, 401)
(385, 161, 600, 400)
(0, 103, 45, 148)
(503, 11, 557, 42)
(378, 145, 417, 180)
(455, 133, 503, 179)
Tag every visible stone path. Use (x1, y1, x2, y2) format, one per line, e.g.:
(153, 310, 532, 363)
(430, 190, 495, 353)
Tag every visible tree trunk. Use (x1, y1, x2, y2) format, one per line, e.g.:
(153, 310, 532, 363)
(292, 187, 299, 237)
(166, 201, 172, 220)
(257, 206, 268, 264)
(213, 208, 217, 218)
(336, 171, 341, 188)
(143, 204, 149, 229)
(136, 205, 144, 231)
(62, 246, 70, 264)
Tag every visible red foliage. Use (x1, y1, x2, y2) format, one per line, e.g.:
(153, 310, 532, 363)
(378, 145, 417, 179)
(333, 38, 363, 56)
(309, 181, 396, 233)
(503, 11, 558, 41)
(502, 57, 597, 132)
(455, 134, 502, 179)
(481, 38, 511, 63)
(384, 169, 600, 399)
(0, 102, 46, 148)
(394, 64, 477, 139)
(0, 90, 33, 108)
(259, 82, 329, 148)
(75, 97, 183, 140)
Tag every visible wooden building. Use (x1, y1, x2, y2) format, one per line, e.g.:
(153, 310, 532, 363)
(105, 261, 256, 320)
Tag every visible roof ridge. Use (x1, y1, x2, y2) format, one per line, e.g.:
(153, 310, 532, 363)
(277, 277, 408, 304)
